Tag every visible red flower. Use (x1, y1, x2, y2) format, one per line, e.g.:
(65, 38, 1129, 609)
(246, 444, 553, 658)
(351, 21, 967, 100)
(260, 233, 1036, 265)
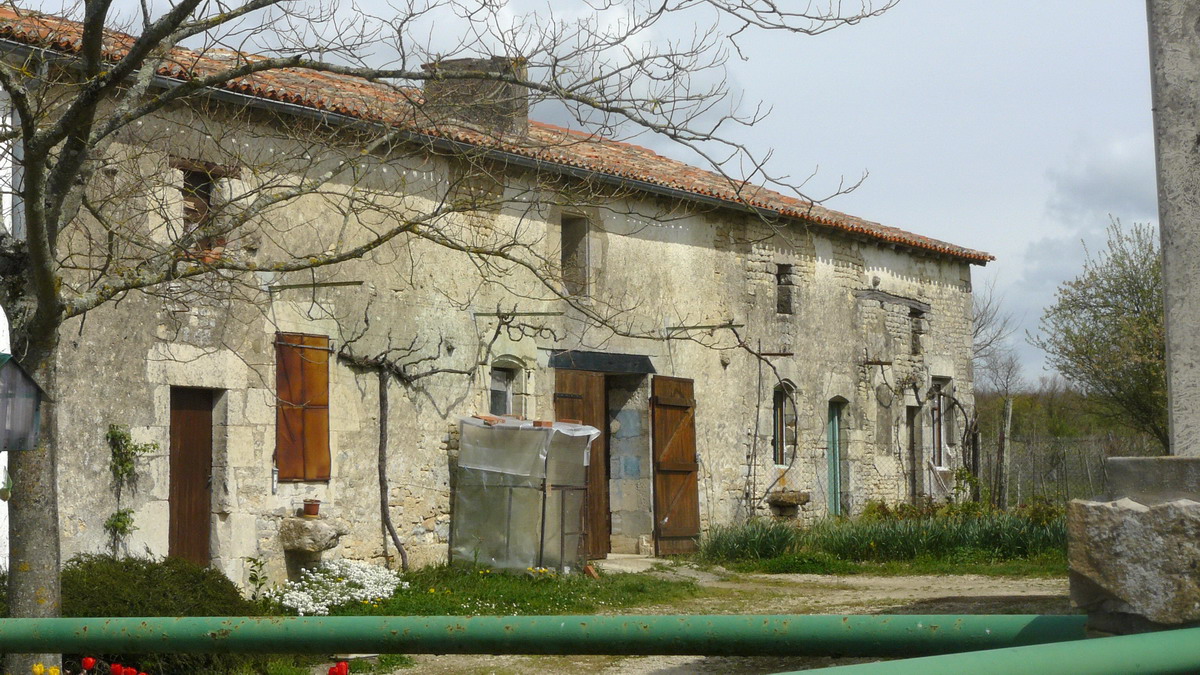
(337, 661, 350, 675)
(109, 665, 122, 675)
(81, 657, 96, 670)
(122, 667, 137, 675)
(327, 668, 336, 675)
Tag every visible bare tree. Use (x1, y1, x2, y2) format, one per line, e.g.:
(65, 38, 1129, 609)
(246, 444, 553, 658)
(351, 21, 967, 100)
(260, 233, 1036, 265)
(0, 1, 896, 669)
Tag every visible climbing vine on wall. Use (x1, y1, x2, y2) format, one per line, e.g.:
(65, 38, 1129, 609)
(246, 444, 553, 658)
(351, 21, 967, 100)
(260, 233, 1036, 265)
(104, 424, 157, 552)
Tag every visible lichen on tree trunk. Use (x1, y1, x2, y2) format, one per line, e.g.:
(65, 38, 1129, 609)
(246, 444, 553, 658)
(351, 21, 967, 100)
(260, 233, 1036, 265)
(4, 386, 62, 673)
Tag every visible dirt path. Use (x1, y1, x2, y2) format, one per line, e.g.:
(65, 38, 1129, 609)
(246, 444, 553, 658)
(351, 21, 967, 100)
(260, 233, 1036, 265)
(338, 568, 1072, 674)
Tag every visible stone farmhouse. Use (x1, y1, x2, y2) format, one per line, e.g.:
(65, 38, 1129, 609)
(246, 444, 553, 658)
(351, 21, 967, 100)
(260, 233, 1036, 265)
(0, 9, 991, 585)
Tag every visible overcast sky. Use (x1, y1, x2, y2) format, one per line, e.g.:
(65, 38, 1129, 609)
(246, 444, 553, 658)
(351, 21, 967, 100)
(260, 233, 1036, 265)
(698, 1, 1156, 380)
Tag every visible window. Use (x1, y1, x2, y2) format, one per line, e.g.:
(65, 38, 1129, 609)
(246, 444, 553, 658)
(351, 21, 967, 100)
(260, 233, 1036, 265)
(171, 158, 237, 255)
(561, 214, 589, 296)
(931, 377, 953, 467)
(489, 366, 522, 416)
(772, 382, 797, 465)
(275, 332, 331, 481)
(909, 308, 925, 355)
(775, 263, 795, 314)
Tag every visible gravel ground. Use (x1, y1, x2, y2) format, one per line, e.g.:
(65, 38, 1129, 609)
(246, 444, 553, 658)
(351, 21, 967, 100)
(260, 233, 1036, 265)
(316, 566, 1072, 674)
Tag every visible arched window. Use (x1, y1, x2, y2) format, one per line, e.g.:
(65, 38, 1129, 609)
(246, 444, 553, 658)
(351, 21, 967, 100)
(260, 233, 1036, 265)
(489, 356, 526, 417)
(772, 381, 797, 465)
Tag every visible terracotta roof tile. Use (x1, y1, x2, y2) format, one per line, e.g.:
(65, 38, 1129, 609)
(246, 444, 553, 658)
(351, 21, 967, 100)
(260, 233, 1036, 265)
(0, 6, 992, 263)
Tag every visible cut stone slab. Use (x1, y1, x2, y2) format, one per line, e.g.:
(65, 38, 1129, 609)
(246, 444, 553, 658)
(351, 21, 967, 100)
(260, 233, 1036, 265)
(279, 517, 347, 553)
(1068, 498, 1200, 626)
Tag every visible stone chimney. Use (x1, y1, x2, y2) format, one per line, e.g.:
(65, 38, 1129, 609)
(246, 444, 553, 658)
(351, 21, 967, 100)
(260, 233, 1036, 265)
(421, 56, 529, 136)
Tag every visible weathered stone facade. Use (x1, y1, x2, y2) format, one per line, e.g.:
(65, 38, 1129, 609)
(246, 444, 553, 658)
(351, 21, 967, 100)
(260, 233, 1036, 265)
(41, 72, 984, 589)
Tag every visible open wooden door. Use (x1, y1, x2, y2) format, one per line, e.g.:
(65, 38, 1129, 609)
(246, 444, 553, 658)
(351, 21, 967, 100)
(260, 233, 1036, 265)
(553, 369, 609, 559)
(169, 387, 214, 566)
(651, 376, 700, 555)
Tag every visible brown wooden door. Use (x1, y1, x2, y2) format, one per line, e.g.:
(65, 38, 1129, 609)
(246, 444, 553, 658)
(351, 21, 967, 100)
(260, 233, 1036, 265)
(651, 376, 700, 555)
(553, 369, 609, 560)
(170, 388, 214, 566)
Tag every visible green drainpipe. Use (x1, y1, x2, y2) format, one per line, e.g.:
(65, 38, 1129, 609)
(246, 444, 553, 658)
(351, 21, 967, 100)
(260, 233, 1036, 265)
(0, 615, 1083, 656)
(786, 625, 1200, 675)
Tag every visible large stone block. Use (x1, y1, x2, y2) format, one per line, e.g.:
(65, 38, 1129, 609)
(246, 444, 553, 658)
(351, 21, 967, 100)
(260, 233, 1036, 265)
(1068, 497, 1200, 625)
(278, 517, 347, 553)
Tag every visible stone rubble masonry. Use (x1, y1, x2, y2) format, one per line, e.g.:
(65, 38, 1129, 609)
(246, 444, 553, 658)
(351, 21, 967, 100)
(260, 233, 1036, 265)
(49, 107, 979, 587)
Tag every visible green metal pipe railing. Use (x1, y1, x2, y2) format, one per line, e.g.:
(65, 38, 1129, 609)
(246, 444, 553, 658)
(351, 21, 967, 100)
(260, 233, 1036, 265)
(0, 614, 1086, 656)
(785, 625, 1200, 675)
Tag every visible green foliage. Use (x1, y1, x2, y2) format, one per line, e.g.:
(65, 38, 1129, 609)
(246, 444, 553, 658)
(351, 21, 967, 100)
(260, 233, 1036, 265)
(699, 507, 1066, 576)
(245, 555, 270, 602)
(1032, 221, 1167, 450)
(799, 513, 1065, 562)
(697, 519, 802, 562)
(104, 424, 157, 553)
(744, 551, 858, 575)
(335, 564, 697, 617)
(102, 508, 137, 551)
(106, 424, 156, 492)
(61, 555, 260, 675)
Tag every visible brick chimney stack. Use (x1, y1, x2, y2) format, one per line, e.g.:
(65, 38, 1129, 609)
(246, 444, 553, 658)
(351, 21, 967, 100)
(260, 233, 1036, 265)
(421, 56, 529, 136)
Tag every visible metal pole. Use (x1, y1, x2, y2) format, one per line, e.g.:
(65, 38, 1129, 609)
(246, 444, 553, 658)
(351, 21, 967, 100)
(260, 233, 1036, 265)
(0, 615, 1086, 656)
(792, 624, 1200, 675)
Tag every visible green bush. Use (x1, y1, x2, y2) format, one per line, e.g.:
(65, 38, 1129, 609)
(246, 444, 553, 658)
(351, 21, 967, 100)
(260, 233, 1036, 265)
(60, 554, 261, 675)
(698, 519, 802, 562)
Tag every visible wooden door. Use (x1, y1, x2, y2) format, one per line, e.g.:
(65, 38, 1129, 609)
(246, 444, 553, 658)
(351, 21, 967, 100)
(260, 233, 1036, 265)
(553, 369, 609, 559)
(651, 376, 700, 555)
(170, 388, 214, 566)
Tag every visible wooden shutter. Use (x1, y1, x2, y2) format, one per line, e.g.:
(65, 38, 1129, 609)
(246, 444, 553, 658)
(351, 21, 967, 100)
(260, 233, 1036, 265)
(651, 376, 700, 555)
(276, 333, 331, 481)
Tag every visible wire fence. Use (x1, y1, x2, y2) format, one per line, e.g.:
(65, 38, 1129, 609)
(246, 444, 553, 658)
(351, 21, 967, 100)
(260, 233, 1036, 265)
(975, 432, 1161, 506)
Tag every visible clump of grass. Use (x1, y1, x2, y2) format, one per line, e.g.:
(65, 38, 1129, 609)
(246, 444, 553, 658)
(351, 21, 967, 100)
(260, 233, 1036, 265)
(800, 513, 1065, 562)
(697, 505, 1067, 576)
(335, 564, 698, 617)
(698, 519, 802, 562)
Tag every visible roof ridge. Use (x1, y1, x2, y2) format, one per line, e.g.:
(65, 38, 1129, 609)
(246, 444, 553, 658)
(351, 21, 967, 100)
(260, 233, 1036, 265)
(0, 6, 993, 263)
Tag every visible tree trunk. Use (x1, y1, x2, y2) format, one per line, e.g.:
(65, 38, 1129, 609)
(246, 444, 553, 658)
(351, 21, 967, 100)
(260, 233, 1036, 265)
(377, 370, 408, 571)
(996, 396, 1012, 509)
(5, 365, 62, 674)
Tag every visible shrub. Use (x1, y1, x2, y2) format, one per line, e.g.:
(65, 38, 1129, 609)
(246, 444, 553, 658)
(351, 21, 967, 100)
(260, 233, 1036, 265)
(60, 554, 259, 675)
(698, 519, 802, 562)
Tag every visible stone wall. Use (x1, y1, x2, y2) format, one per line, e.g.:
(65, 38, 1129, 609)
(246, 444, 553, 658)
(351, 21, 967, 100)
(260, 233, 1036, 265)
(50, 107, 979, 586)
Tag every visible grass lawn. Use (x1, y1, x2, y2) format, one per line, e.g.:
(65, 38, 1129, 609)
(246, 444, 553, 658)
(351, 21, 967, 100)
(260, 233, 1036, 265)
(724, 550, 1068, 577)
(332, 564, 700, 617)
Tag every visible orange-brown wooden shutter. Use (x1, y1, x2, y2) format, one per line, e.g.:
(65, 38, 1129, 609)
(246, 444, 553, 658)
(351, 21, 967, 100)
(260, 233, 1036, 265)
(275, 333, 331, 481)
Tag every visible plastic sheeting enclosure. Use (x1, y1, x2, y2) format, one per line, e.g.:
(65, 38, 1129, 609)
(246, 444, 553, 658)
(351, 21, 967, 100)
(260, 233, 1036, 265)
(450, 417, 600, 573)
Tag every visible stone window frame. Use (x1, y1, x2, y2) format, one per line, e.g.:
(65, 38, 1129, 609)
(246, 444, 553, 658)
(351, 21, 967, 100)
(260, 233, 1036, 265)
(560, 212, 590, 297)
(771, 380, 798, 465)
(488, 355, 527, 417)
(170, 157, 239, 256)
(775, 263, 795, 315)
(930, 376, 955, 468)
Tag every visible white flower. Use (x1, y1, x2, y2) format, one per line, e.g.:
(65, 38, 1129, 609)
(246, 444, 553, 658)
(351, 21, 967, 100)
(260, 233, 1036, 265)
(270, 559, 406, 616)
